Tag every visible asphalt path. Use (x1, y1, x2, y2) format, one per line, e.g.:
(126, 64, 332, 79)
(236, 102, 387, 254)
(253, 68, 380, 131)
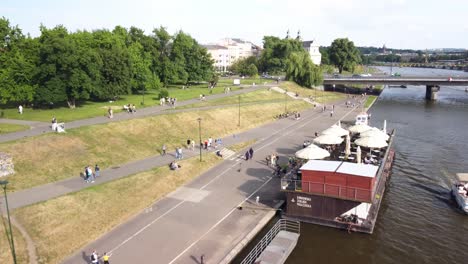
(61, 97, 366, 264)
(0, 85, 268, 143)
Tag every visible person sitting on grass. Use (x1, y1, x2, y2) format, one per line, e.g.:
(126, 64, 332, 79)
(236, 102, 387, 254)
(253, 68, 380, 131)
(216, 150, 223, 158)
(170, 161, 181, 170)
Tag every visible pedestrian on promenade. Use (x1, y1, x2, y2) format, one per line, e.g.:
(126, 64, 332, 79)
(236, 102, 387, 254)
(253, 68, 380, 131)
(178, 147, 183, 160)
(249, 147, 254, 159)
(18, 105, 23, 114)
(108, 107, 113, 118)
(191, 139, 195, 151)
(102, 252, 111, 264)
(90, 250, 99, 264)
(245, 151, 250, 160)
(94, 164, 100, 177)
(204, 140, 208, 150)
(330, 110, 334, 118)
(87, 165, 94, 183)
(187, 139, 191, 149)
(162, 144, 167, 156)
(175, 148, 180, 159)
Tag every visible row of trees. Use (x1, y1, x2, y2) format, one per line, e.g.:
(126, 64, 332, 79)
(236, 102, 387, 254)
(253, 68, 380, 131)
(0, 18, 214, 108)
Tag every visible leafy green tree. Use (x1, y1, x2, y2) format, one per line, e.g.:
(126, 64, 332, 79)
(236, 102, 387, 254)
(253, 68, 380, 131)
(93, 29, 131, 100)
(259, 36, 305, 74)
(329, 38, 362, 73)
(35, 25, 102, 108)
(128, 42, 152, 93)
(285, 51, 322, 88)
(230, 56, 259, 76)
(153, 26, 175, 86)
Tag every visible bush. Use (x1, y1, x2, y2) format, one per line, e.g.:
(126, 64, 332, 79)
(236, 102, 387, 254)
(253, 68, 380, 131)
(158, 88, 169, 99)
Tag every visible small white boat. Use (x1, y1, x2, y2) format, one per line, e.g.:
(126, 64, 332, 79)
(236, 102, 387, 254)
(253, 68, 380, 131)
(452, 173, 468, 214)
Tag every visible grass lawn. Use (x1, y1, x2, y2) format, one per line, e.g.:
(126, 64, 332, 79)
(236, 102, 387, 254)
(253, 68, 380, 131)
(0, 123, 29, 134)
(0, 217, 29, 264)
(0, 99, 311, 192)
(279, 81, 346, 103)
(12, 140, 252, 264)
(364, 95, 378, 108)
(176, 89, 287, 109)
(0, 82, 254, 123)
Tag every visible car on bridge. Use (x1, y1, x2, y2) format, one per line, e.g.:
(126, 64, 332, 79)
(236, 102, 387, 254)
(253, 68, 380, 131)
(352, 74, 361, 78)
(360, 73, 372, 77)
(391, 72, 401, 77)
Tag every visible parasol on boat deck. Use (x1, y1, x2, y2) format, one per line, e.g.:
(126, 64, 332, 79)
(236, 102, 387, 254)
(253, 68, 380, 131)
(355, 136, 388, 148)
(295, 144, 330, 160)
(313, 134, 344, 145)
(321, 125, 349, 137)
(359, 128, 389, 141)
(348, 124, 372, 134)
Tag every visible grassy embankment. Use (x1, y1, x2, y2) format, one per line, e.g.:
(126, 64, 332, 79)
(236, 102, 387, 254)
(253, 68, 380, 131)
(0, 77, 268, 123)
(279, 81, 346, 103)
(12, 140, 253, 264)
(0, 123, 29, 134)
(0, 90, 312, 192)
(0, 218, 28, 264)
(364, 95, 378, 108)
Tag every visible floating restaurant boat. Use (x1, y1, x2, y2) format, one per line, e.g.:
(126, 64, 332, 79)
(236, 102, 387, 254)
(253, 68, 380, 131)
(281, 115, 396, 234)
(452, 173, 468, 214)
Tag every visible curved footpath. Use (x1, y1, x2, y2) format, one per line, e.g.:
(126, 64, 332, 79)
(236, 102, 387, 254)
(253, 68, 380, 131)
(55, 97, 366, 264)
(0, 84, 268, 144)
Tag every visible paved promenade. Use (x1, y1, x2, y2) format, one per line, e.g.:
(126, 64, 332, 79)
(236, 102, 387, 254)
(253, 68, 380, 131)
(0, 85, 267, 143)
(57, 98, 365, 264)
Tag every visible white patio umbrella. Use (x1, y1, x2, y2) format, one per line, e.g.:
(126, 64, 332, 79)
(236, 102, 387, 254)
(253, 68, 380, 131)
(348, 124, 372, 134)
(295, 144, 330, 160)
(313, 134, 344, 145)
(360, 128, 389, 141)
(345, 135, 351, 157)
(355, 136, 388, 148)
(356, 146, 362, 164)
(321, 125, 349, 137)
(383, 120, 387, 134)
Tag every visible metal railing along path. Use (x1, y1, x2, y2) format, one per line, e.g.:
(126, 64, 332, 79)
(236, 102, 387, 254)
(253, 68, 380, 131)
(240, 219, 300, 264)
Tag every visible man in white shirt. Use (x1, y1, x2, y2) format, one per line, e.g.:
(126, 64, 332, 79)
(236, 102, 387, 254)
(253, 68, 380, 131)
(18, 105, 23, 114)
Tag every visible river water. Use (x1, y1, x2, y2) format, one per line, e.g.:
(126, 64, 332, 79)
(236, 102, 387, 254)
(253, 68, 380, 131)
(286, 67, 468, 264)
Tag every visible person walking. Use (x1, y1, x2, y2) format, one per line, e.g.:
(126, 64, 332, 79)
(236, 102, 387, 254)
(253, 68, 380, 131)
(178, 147, 183, 160)
(191, 139, 195, 151)
(108, 107, 113, 118)
(18, 105, 23, 114)
(162, 144, 166, 156)
(249, 147, 254, 159)
(90, 250, 99, 264)
(87, 165, 94, 183)
(187, 139, 191, 149)
(175, 148, 180, 159)
(102, 252, 111, 264)
(330, 110, 334, 118)
(245, 151, 250, 160)
(94, 164, 100, 177)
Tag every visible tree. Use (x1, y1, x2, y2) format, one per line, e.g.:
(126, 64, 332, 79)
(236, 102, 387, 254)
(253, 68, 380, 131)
(153, 26, 175, 86)
(285, 51, 322, 88)
(259, 36, 304, 74)
(329, 38, 362, 73)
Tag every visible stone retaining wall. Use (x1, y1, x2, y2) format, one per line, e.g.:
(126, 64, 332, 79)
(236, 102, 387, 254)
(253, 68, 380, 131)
(0, 152, 14, 177)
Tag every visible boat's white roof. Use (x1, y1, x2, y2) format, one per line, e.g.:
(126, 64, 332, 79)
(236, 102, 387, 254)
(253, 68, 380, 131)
(456, 173, 468, 182)
(300, 160, 342, 172)
(336, 162, 379, 178)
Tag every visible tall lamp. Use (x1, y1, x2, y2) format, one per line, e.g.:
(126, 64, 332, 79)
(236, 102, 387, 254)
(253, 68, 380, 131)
(0, 180, 17, 264)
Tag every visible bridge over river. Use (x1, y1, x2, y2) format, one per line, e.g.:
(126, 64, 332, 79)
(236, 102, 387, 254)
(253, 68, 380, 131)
(323, 77, 468, 100)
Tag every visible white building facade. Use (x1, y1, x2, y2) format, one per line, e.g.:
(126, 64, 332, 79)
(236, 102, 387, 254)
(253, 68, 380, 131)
(302, 40, 322, 65)
(204, 38, 260, 72)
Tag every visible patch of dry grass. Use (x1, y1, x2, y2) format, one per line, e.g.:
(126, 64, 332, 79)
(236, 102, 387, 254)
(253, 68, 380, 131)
(13, 153, 224, 264)
(0, 217, 28, 264)
(279, 81, 345, 103)
(0, 100, 311, 192)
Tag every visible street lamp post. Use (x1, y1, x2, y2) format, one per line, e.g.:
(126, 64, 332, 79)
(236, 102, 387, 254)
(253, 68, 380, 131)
(284, 89, 288, 113)
(238, 95, 241, 127)
(197, 118, 202, 162)
(0, 180, 17, 264)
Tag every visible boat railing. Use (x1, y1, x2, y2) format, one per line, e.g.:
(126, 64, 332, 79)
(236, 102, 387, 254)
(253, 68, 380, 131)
(281, 178, 373, 202)
(240, 219, 300, 264)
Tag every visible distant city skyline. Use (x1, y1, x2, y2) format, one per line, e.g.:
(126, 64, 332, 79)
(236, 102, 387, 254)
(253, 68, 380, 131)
(2, 0, 467, 49)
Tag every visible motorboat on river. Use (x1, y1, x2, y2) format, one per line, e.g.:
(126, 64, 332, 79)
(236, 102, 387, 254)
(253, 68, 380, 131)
(452, 173, 468, 214)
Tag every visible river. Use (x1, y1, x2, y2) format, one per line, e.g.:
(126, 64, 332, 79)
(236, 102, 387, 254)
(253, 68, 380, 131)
(286, 67, 468, 264)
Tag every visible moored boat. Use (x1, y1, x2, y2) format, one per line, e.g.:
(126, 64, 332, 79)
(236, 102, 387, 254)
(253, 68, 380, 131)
(452, 173, 468, 214)
(281, 115, 395, 234)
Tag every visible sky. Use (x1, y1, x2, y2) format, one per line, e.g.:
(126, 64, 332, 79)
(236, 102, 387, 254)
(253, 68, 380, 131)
(2, 0, 467, 49)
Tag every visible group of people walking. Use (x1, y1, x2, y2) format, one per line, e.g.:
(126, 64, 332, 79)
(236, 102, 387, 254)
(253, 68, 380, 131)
(83, 164, 100, 183)
(245, 147, 254, 160)
(89, 250, 110, 264)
